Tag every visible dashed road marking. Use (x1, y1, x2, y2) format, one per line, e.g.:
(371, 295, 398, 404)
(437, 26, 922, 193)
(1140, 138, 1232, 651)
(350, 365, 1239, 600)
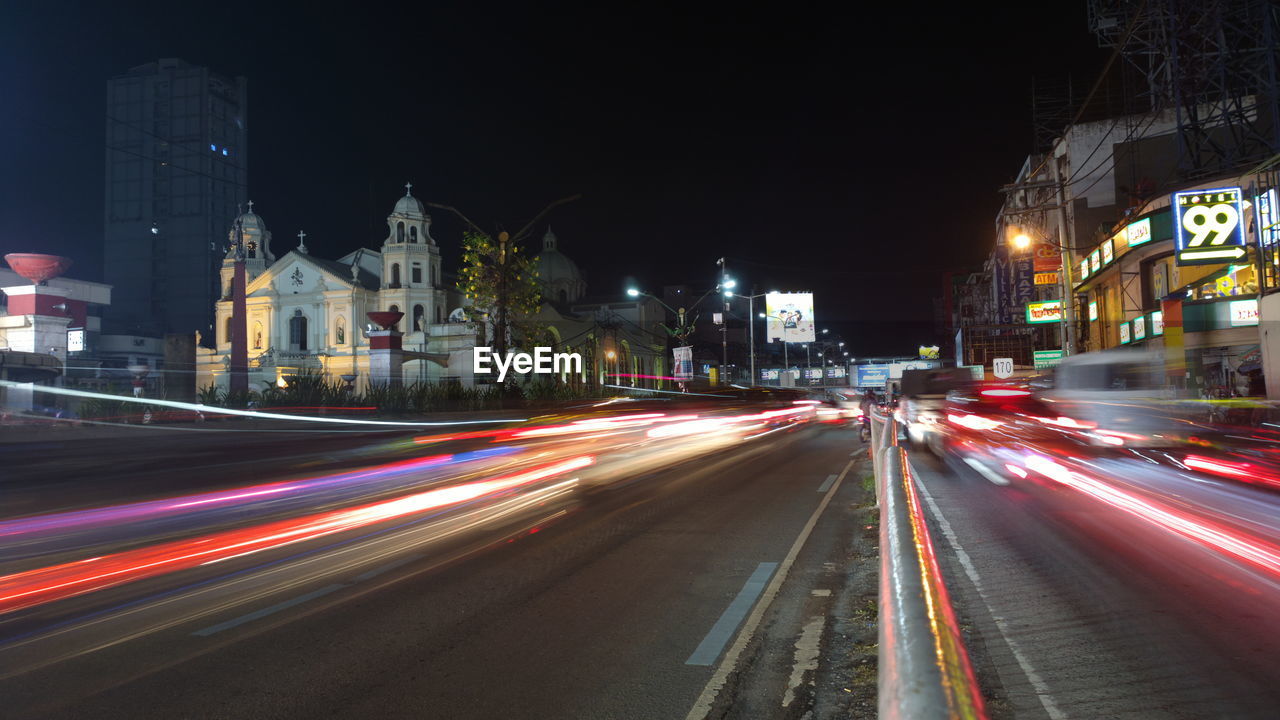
(817, 474, 838, 492)
(686, 563, 778, 666)
(684, 459, 855, 720)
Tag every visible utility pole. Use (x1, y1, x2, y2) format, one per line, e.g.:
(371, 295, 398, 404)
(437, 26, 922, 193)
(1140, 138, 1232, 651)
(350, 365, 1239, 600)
(748, 288, 756, 386)
(1052, 155, 1078, 356)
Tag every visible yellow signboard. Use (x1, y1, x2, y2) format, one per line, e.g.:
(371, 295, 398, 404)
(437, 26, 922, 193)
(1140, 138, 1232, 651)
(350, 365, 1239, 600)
(1034, 272, 1060, 285)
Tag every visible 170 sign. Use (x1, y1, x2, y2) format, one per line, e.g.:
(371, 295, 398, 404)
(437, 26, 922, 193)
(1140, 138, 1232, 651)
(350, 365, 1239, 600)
(1174, 187, 1246, 265)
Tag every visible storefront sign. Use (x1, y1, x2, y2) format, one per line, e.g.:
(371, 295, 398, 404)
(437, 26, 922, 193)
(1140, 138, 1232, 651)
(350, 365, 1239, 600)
(1101, 238, 1114, 265)
(1089, 249, 1102, 274)
(1132, 316, 1147, 341)
(1120, 321, 1131, 344)
(1079, 258, 1091, 282)
(1026, 299, 1063, 324)
(1033, 243, 1061, 272)
(1151, 310, 1164, 335)
(1230, 298, 1259, 326)
(855, 364, 889, 388)
(1034, 272, 1060, 286)
(1174, 187, 1247, 265)
(1126, 217, 1153, 247)
(1257, 188, 1280, 246)
(1089, 300, 1098, 321)
(67, 328, 84, 352)
(1033, 349, 1064, 369)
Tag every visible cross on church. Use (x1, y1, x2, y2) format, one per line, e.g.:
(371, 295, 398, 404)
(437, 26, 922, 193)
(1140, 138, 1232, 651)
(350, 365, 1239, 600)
(247, 200, 255, 212)
(297, 230, 307, 244)
(404, 182, 412, 196)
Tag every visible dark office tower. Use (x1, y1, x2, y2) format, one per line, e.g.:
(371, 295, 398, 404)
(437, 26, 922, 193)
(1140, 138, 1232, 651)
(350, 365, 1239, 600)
(103, 58, 248, 338)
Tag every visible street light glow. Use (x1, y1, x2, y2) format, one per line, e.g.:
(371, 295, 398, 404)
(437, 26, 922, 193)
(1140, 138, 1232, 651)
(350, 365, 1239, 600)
(1012, 232, 1032, 249)
(723, 278, 737, 289)
(626, 288, 640, 297)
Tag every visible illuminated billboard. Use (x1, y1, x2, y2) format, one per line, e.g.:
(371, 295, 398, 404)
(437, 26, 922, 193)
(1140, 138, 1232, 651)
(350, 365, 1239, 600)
(1174, 187, 1246, 265)
(1025, 299, 1062, 324)
(765, 292, 815, 343)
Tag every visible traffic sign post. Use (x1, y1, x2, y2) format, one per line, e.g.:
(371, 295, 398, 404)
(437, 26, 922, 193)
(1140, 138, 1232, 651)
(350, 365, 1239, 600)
(992, 357, 1014, 379)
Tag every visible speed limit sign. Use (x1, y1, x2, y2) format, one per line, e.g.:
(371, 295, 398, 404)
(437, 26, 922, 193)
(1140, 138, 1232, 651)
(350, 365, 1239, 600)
(993, 358, 1014, 379)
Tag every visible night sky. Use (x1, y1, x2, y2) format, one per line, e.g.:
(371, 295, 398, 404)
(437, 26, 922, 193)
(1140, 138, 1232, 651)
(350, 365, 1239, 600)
(1, 3, 1106, 355)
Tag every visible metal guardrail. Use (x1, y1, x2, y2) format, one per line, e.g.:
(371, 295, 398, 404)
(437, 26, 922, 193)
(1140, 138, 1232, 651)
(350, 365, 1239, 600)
(871, 411, 988, 720)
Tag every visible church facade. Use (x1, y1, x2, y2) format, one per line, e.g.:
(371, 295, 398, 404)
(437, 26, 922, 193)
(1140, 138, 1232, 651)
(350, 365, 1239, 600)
(196, 187, 478, 393)
(195, 186, 671, 395)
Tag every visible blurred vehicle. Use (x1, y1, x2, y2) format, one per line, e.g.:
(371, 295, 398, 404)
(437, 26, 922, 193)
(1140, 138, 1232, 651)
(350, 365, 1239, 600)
(1040, 349, 1186, 448)
(899, 368, 966, 450)
(825, 389, 863, 420)
(936, 384, 1095, 485)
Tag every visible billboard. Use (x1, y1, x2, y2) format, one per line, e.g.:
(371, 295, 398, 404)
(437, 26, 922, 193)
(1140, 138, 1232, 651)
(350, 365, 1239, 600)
(673, 346, 693, 381)
(855, 364, 889, 388)
(765, 292, 815, 343)
(1174, 187, 1246, 265)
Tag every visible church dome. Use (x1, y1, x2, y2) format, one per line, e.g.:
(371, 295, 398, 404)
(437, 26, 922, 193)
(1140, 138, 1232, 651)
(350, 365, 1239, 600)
(226, 201, 273, 261)
(534, 227, 585, 304)
(537, 248, 581, 285)
(393, 183, 426, 217)
(395, 194, 426, 217)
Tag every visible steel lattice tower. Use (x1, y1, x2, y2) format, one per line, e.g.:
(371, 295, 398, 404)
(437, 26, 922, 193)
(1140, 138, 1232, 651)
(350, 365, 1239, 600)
(1089, 0, 1280, 179)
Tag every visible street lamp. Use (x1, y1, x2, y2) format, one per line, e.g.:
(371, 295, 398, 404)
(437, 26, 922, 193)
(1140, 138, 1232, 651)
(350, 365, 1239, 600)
(1006, 223, 1076, 356)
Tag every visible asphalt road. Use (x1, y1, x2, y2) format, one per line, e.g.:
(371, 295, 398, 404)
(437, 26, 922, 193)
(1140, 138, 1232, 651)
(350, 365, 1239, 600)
(0, 422, 874, 719)
(911, 448, 1280, 719)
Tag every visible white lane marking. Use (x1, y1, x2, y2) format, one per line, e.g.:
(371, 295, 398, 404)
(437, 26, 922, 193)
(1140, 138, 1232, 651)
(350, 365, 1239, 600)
(684, 459, 855, 720)
(810, 589, 831, 597)
(817, 473, 838, 493)
(686, 562, 779, 666)
(781, 616, 825, 708)
(913, 463, 1067, 720)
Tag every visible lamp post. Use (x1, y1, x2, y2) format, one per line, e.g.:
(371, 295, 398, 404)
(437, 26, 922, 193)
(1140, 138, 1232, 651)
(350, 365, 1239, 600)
(759, 312, 789, 382)
(719, 290, 769, 385)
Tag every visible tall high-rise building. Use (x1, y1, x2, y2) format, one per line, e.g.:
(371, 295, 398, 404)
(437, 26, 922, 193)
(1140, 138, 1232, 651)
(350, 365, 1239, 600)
(103, 58, 248, 338)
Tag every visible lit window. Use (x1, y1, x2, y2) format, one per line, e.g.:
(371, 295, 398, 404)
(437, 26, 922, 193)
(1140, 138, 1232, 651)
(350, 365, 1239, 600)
(221, 148, 229, 156)
(209, 144, 217, 152)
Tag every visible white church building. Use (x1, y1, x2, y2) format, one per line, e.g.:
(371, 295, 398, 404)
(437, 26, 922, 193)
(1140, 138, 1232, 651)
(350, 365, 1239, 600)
(196, 185, 671, 395)
(196, 187, 480, 393)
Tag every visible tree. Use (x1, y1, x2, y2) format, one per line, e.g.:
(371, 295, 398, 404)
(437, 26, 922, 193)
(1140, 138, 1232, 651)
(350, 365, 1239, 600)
(429, 195, 580, 358)
(457, 230, 543, 356)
